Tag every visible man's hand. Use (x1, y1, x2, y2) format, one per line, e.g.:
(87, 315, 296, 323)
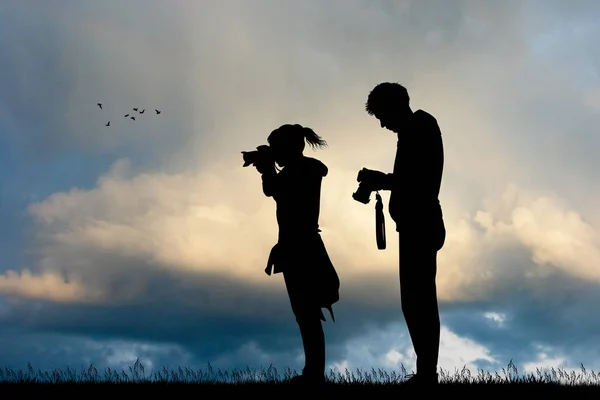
(358, 168, 389, 191)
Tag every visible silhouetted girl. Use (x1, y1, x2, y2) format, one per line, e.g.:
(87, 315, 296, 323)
(254, 124, 340, 385)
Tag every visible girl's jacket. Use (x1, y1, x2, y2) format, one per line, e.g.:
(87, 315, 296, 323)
(261, 156, 340, 321)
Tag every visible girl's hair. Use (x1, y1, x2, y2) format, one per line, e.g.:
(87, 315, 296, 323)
(267, 124, 327, 151)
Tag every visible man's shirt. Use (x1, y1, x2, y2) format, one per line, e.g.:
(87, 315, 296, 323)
(386, 109, 444, 232)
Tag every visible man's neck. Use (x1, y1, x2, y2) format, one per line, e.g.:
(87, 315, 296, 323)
(393, 111, 416, 137)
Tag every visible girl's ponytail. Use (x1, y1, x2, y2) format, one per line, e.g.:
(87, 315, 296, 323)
(301, 126, 327, 150)
(268, 124, 327, 151)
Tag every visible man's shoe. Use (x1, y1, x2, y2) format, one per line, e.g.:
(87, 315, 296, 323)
(289, 373, 326, 386)
(403, 372, 439, 385)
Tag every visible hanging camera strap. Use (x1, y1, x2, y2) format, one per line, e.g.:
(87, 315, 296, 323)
(375, 192, 386, 250)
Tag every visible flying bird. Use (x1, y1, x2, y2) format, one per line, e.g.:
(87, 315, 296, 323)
(105, 121, 110, 126)
(155, 109, 161, 114)
(133, 107, 138, 112)
(130, 116, 136, 121)
(97, 103, 102, 109)
(124, 113, 129, 118)
(139, 109, 145, 114)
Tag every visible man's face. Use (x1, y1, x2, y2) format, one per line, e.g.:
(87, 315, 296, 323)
(375, 112, 400, 133)
(375, 108, 410, 134)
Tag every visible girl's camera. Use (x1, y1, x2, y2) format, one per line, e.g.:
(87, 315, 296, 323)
(242, 145, 273, 167)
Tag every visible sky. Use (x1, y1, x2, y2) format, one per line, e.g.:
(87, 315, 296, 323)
(1, 0, 600, 378)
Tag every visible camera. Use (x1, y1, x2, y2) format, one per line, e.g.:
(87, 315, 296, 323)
(242, 145, 274, 167)
(352, 168, 376, 204)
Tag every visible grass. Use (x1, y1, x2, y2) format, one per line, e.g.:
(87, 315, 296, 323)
(1, 359, 599, 394)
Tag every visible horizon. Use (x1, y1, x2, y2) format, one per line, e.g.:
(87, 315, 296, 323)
(1, 0, 600, 376)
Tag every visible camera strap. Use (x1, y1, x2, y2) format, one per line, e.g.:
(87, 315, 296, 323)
(375, 192, 386, 250)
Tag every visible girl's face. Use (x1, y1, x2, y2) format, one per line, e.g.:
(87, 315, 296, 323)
(269, 140, 289, 166)
(269, 138, 300, 167)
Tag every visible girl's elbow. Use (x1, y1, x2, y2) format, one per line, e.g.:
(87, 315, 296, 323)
(261, 174, 278, 197)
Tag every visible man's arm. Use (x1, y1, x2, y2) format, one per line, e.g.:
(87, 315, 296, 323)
(360, 169, 394, 191)
(380, 173, 394, 191)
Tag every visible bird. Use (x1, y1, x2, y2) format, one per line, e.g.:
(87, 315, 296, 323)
(105, 121, 110, 126)
(155, 109, 161, 114)
(130, 116, 136, 121)
(133, 107, 138, 112)
(124, 113, 129, 118)
(139, 109, 145, 114)
(97, 103, 103, 109)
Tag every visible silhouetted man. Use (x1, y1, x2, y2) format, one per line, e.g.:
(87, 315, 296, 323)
(359, 82, 446, 385)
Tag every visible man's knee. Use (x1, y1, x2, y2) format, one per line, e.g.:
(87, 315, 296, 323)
(400, 272, 438, 315)
(400, 252, 438, 283)
(400, 269, 437, 295)
(400, 283, 421, 309)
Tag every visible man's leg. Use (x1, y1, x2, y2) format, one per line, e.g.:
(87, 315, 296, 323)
(399, 235, 440, 377)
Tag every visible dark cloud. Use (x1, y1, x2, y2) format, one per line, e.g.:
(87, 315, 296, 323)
(0, 329, 195, 372)
(439, 269, 600, 370)
(0, 239, 401, 371)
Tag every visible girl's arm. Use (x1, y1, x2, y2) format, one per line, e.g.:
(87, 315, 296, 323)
(261, 169, 278, 197)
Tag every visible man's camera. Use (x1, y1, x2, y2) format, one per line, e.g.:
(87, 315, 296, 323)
(352, 168, 377, 204)
(242, 145, 274, 167)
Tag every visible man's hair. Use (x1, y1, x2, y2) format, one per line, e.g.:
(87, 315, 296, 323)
(365, 82, 410, 116)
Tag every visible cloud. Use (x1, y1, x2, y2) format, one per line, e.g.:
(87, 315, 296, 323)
(329, 322, 496, 376)
(0, 329, 195, 372)
(0, 270, 94, 303)
(3, 156, 600, 372)
(437, 184, 600, 302)
(16, 152, 599, 308)
(2, 0, 600, 375)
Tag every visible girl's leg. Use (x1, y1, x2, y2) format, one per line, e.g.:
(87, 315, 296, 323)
(298, 314, 325, 378)
(284, 271, 326, 382)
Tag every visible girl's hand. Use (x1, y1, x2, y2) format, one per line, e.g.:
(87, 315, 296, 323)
(255, 160, 276, 174)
